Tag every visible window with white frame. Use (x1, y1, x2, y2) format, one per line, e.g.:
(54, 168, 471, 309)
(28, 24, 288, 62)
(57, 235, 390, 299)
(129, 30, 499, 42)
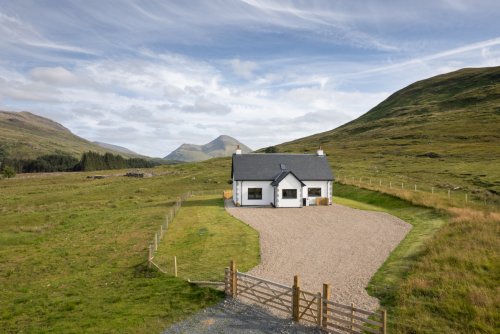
(282, 189, 297, 199)
(248, 188, 262, 200)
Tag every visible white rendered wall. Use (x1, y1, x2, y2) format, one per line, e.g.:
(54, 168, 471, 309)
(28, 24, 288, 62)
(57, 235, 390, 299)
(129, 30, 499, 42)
(232, 179, 239, 204)
(240, 181, 274, 206)
(276, 174, 302, 208)
(303, 180, 328, 203)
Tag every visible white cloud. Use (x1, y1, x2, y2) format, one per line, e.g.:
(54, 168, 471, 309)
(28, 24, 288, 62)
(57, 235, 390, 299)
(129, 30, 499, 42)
(230, 59, 259, 79)
(182, 98, 232, 115)
(29, 67, 81, 86)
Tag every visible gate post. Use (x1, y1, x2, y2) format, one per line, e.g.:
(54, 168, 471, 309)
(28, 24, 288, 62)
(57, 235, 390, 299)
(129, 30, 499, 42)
(316, 292, 322, 327)
(224, 267, 230, 295)
(292, 275, 300, 321)
(322, 283, 330, 330)
(230, 260, 237, 297)
(382, 309, 387, 334)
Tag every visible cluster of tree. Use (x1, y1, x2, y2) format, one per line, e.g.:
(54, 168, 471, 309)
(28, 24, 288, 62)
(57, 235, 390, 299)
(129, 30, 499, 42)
(0, 150, 157, 174)
(77, 151, 156, 171)
(0, 147, 15, 178)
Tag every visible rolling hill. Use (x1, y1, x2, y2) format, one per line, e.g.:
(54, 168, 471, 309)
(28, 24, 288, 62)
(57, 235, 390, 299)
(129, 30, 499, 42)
(93, 141, 140, 156)
(271, 66, 500, 196)
(0, 111, 144, 160)
(165, 135, 252, 162)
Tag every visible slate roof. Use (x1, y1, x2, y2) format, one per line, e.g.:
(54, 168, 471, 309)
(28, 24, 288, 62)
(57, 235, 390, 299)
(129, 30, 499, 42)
(270, 170, 306, 186)
(232, 153, 334, 181)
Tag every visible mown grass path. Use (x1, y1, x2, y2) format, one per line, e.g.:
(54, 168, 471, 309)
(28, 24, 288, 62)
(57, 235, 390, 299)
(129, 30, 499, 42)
(154, 195, 260, 281)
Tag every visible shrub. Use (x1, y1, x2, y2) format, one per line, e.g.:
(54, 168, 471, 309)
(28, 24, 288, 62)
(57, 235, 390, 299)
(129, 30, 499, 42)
(1, 166, 16, 178)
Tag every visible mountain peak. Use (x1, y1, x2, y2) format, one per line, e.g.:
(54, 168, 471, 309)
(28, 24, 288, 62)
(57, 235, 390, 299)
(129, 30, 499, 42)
(164, 135, 252, 162)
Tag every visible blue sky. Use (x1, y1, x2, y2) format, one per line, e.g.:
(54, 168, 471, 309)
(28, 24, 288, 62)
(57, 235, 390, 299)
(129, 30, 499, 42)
(1, 0, 499, 156)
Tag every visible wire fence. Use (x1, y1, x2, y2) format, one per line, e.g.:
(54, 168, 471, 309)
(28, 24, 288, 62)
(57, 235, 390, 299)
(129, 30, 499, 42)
(335, 174, 499, 212)
(147, 189, 228, 277)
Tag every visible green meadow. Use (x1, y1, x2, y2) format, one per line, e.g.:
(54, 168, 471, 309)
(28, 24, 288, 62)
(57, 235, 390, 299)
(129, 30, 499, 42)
(0, 159, 250, 333)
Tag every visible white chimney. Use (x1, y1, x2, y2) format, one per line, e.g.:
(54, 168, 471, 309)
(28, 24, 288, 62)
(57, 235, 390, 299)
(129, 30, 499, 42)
(316, 146, 324, 156)
(235, 145, 242, 155)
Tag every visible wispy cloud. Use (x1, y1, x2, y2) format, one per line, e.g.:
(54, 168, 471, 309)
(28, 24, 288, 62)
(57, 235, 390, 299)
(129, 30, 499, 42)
(0, 1, 499, 156)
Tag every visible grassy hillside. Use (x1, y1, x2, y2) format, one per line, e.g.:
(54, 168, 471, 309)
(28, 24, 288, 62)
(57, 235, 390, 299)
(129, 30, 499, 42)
(273, 67, 500, 200)
(0, 158, 260, 333)
(0, 111, 143, 160)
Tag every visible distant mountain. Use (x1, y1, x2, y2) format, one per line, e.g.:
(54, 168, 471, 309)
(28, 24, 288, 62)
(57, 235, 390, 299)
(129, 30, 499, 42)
(0, 111, 146, 160)
(272, 66, 500, 195)
(165, 135, 252, 162)
(93, 141, 140, 156)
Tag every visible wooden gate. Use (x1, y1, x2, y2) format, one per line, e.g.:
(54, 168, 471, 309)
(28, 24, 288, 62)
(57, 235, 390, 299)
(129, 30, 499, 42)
(226, 268, 293, 314)
(225, 261, 387, 334)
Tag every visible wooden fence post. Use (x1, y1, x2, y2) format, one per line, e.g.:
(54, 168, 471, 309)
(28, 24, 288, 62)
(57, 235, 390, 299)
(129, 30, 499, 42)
(230, 260, 237, 297)
(316, 292, 322, 327)
(401, 182, 404, 189)
(465, 193, 468, 204)
(224, 267, 230, 295)
(414, 184, 417, 192)
(389, 181, 392, 189)
(292, 275, 300, 321)
(432, 186, 434, 194)
(382, 309, 387, 334)
(174, 256, 178, 277)
(379, 179, 382, 186)
(148, 244, 152, 269)
(448, 189, 451, 199)
(160, 225, 163, 239)
(322, 283, 330, 330)
(350, 303, 354, 330)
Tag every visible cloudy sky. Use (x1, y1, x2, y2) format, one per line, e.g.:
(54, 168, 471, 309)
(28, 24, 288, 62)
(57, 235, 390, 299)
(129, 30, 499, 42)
(1, 1, 499, 156)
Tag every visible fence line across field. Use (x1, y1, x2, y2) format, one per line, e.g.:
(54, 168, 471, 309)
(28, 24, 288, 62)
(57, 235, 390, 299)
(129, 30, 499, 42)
(146, 188, 227, 273)
(226, 261, 387, 334)
(336, 174, 498, 210)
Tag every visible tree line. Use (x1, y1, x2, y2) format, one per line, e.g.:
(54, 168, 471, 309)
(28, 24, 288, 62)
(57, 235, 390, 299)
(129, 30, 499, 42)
(0, 149, 158, 174)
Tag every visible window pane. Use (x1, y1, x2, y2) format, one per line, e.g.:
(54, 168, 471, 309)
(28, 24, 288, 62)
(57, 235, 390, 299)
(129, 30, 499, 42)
(248, 188, 262, 200)
(308, 188, 322, 197)
(282, 189, 297, 199)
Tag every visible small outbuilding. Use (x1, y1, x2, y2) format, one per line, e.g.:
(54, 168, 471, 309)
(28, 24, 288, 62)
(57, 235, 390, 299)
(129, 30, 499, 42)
(231, 147, 334, 208)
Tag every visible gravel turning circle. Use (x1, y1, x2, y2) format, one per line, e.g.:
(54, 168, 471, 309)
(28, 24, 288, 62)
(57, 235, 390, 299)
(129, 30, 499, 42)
(226, 203, 411, 312)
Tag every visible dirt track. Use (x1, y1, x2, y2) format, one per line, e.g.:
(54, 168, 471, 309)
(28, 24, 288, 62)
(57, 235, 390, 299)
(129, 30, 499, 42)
(225, 202, 411, 311)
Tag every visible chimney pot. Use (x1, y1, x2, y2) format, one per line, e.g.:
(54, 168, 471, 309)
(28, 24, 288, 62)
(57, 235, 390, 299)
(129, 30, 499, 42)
(235, 145, 242, 155)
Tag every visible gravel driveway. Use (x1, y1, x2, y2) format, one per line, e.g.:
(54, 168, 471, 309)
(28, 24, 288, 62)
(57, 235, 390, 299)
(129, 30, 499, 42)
(164, 299, 321, 334)
(226, 202, 411, 312)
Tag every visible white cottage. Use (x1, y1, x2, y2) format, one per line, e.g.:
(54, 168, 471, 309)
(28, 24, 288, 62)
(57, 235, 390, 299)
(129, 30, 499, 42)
(231, 148, 334, 208)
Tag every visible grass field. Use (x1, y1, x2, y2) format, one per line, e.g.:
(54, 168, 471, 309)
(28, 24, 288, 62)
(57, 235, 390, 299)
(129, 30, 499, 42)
(334, 183, 499, 333)
(154, 195, 260, 281)
(2, 153, 498, 333)
(0, 158, 260, 333)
